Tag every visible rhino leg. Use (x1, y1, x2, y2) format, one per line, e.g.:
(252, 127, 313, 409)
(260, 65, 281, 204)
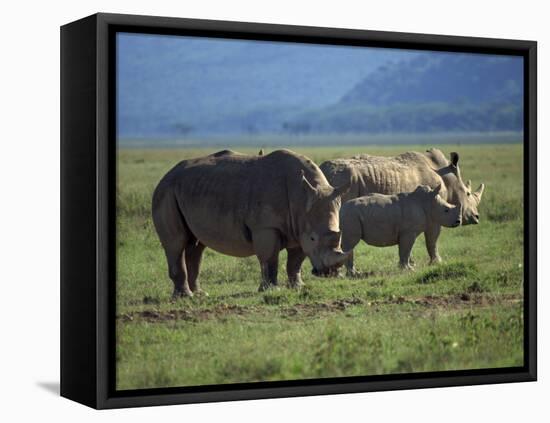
(152, 189, 194, 298)
(253, 229, 282, 291)
(398, 232, 417, 270)
(185, 242, 207, 295)
(164, 241, 193, 298)
(340, 217, 362, 277)
(286, 247, 306, 288)
(425, 224, 442, 264)
(258, 259, 279, 292)
(344, 250, 360, 277)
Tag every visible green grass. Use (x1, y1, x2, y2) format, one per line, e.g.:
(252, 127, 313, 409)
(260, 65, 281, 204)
(116, 143, 524, 390)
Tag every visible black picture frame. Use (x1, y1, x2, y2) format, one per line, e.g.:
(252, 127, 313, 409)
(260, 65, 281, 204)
(60, 12, 537, 409)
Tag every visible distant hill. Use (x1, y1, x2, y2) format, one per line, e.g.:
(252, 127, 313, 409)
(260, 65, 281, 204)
(285, 53, 523, 134)
(117, 33, 404, 139)
(341, 53, 523, 105)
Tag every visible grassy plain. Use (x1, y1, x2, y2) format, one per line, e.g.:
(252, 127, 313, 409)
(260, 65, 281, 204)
(116, 143, 524, 390)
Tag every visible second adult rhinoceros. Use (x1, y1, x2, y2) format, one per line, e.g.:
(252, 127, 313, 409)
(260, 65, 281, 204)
(320, 148, 484, 264)
(152, 149, 351, 298)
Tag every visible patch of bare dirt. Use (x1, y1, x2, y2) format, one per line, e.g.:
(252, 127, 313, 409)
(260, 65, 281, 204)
(118, 303, 252, 323)
(398, 292, 523, 308)
(117, 293, 523, 323)
(281, 293, 522, 317)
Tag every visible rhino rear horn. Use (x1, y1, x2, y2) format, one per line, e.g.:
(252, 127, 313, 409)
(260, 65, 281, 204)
(466, 179, 472, 190)
(450, 152, 459, 167)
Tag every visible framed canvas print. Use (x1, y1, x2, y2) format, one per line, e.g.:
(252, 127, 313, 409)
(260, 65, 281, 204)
(60, 13, 537, 409)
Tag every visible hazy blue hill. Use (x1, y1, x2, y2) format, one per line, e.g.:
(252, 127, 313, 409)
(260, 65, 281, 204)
(118, 34, 523, 140)
(341, 53, 523, 106)
(117, 33, 409, 138)
(286, 53, 524, 134)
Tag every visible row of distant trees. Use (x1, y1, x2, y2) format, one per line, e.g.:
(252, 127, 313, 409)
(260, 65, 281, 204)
(173, 101, 522, 136)
(282, 102, 523, 134)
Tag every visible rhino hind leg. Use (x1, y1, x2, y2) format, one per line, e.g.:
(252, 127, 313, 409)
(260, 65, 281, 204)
(152, 189, 195, 298)
(398, 232, 417, 270)
(165, 241, 194, 298)
(252, 229, 282, 291)
(185, 242, 208, 295)
(286, 247, 306, 288)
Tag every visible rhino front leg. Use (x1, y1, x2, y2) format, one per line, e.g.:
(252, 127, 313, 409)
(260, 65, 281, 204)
(340, 216, 362, 278)
(253, 229, 282, 291)
(425, 224, 442, 264)
(258, 258, 279, 292)
(344, 249, 365, 277)
(398, 232, 417, 270)
(286, 247, 306, 288)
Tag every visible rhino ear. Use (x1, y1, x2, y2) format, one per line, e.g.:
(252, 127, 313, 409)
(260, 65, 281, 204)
(301, 171, 318, 212)
(432, 184, 442, 197)
(450, 152, 459, 168)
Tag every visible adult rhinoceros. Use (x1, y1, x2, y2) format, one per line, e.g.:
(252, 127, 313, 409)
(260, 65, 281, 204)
(319, 148, 484, 265)
(152, 149, 350, 298)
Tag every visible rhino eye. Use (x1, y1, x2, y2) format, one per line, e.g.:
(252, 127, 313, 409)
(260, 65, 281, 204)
(467, 192, 471, 196)
(444, 208, 450, 213)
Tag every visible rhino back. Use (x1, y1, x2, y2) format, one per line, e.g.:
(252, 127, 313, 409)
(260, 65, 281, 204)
(348, 194, 402, 225)
(322, 152, 444, 202)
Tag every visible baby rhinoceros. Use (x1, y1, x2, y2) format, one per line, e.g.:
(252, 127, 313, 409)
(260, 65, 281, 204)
(340, 185, 461, 274)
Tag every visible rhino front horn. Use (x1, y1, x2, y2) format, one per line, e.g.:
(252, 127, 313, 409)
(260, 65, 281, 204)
(474, 183, 485, 201)
(324, 249, 350, 268)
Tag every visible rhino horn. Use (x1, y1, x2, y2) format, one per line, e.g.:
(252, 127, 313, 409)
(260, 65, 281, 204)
(473, 183, 485, 202)
(466, 179, 472, 190)
(324, 249, 351, 268)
